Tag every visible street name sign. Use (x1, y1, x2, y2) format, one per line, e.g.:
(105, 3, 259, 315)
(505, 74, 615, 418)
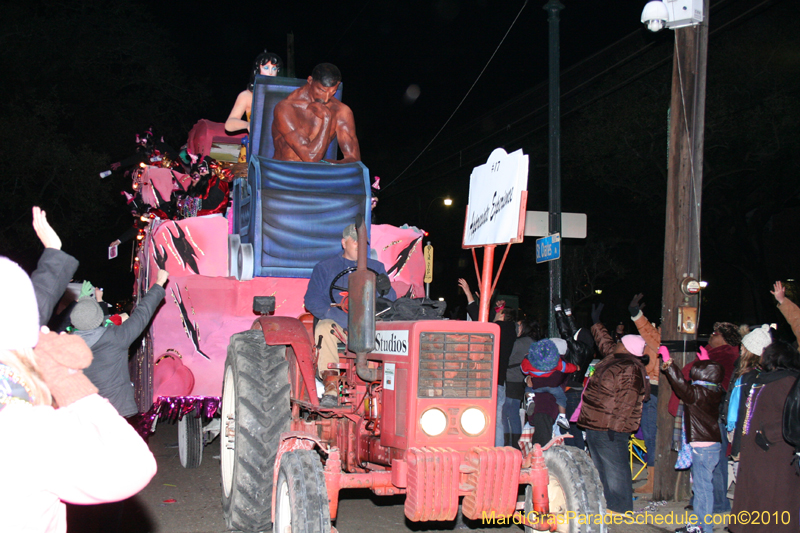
(536, 233, 561, 264)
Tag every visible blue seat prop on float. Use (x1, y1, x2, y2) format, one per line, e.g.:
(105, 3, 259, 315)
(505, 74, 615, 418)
(232, 157, 370, 279)
(228, 74, 367, 281)
(248, 76, 343, 161)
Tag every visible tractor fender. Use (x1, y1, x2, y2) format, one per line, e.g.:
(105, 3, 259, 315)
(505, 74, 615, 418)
(272, 431, 327, 523)
(253, 316, 318, 406)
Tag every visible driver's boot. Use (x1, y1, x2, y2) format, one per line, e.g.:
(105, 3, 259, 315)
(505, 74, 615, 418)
(319, 371, 339, 408)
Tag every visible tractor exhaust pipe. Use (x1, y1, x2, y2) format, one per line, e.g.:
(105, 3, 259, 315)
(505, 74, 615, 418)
(347, 214, 380, 383)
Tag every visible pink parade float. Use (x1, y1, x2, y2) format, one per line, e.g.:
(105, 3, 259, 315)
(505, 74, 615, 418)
(122, 60, 604, 533)
(127, 74, 426, 469)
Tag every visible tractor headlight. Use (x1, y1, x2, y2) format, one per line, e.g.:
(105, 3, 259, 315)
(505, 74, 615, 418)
(460, 407, 487, 436)
(419, 408, 447, 436)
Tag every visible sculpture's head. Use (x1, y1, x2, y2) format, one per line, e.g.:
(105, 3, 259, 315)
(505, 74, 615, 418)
(248, 50, 283, 90)
(307, 63, 341, 104)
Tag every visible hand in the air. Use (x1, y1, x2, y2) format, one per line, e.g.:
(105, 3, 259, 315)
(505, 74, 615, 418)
(696, 346, 709, 361)
(628, 293, 645, 317)
(32, 207, 62, 250)
(771, 281, 786, 305)
(658, 345, 671, 363)
(591, 303, 604, 324)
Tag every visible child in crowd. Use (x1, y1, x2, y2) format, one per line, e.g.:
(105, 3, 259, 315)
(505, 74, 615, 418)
(521, 338, 577, 429)
(660, 345, 725, 533)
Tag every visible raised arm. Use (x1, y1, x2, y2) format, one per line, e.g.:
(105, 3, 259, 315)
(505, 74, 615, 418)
(629, 294, 661, 357)
(772, 281, 800, 342)
(225, 90, 252, 134)
(30, 207, 79, 326)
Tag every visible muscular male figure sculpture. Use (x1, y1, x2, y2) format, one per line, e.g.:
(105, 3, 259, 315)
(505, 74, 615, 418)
(272, 63, 361, 164)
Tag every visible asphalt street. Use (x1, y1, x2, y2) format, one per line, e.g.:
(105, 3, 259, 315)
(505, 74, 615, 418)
(96, 422, 729, 533)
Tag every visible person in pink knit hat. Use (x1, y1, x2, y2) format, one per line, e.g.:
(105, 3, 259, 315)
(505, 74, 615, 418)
(0, 256, 157, 533)
(581, 302, 650, 513)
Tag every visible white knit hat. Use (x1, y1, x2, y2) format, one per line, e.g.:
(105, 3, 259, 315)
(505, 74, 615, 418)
(0, 257, 40, 351)
(741, 324, 772, 356)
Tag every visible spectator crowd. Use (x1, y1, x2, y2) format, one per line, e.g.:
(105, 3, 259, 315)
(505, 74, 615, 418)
(459, 276, 800, 533)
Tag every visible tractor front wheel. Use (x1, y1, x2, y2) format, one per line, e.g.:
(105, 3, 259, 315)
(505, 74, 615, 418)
(525, 445, 607, 533)
(274, 450, 331, 533)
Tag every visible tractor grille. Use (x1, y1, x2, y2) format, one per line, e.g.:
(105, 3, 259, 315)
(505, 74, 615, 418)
(418, 332, 494, 398)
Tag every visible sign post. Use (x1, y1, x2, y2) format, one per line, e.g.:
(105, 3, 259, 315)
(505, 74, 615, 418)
(463, 148, 529, 321)
(423, 242, 433, 298)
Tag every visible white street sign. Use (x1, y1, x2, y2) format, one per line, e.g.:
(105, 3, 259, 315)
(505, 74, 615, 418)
(524, 211, 587, 239)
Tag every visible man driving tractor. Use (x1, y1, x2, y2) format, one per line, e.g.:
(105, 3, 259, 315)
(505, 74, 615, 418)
(303, 223, 396, 407)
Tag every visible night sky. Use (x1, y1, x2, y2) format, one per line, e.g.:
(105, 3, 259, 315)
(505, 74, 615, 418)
(3, 0, 798, 336)
(156, 0, 656, 182)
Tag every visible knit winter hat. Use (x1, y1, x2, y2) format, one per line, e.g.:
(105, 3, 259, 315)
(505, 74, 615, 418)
(741, 324, 772, 356)
(621, 334, 646, 357)
(0, 257, 39, 351)
(550, 338, 568, 356)
(527, 339, 560, 372)
(70, 298, 104, 331)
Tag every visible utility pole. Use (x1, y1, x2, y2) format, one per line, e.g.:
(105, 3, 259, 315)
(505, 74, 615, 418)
(654, 0, 710, 501)
(544, 0, 564, 337)
(286, 32, 296, 78)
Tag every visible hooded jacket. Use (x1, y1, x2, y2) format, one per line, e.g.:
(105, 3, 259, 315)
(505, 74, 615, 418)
(662, 359, 724, 443)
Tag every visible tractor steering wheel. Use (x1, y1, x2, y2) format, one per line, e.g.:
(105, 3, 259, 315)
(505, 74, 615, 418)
(329, 266, 380, 305)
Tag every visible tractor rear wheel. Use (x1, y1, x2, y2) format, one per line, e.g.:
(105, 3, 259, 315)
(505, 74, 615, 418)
(525, 445, 607, 533)
(273, 450, 331, 533)
(221, 331, 290, 532)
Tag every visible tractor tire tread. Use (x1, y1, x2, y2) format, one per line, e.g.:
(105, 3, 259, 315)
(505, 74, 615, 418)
(222, 331, 290, 533)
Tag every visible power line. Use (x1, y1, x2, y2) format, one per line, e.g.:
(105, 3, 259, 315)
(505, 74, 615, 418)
(383, 0, 783, 198)
(381, 0, 529, 191)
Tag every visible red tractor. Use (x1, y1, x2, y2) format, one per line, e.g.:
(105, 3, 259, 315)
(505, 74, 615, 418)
(219, 221, 607, 533)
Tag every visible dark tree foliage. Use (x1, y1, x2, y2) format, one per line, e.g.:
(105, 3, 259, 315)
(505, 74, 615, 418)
(0, 0, 209, 279)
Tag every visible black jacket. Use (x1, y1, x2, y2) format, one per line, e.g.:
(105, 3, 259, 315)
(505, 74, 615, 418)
(31, 248, 79, 327)
(663, 359, 724, 443)
(555, 309, 594, 389)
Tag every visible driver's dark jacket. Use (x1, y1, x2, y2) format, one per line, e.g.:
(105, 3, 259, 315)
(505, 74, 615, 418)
(662, 359, 724, 443)
(304, 252, 396, 328)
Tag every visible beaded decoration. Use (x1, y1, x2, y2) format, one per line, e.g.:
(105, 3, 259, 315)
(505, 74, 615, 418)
(742, 384, 765, 436)
(0, 363, 35, 410)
